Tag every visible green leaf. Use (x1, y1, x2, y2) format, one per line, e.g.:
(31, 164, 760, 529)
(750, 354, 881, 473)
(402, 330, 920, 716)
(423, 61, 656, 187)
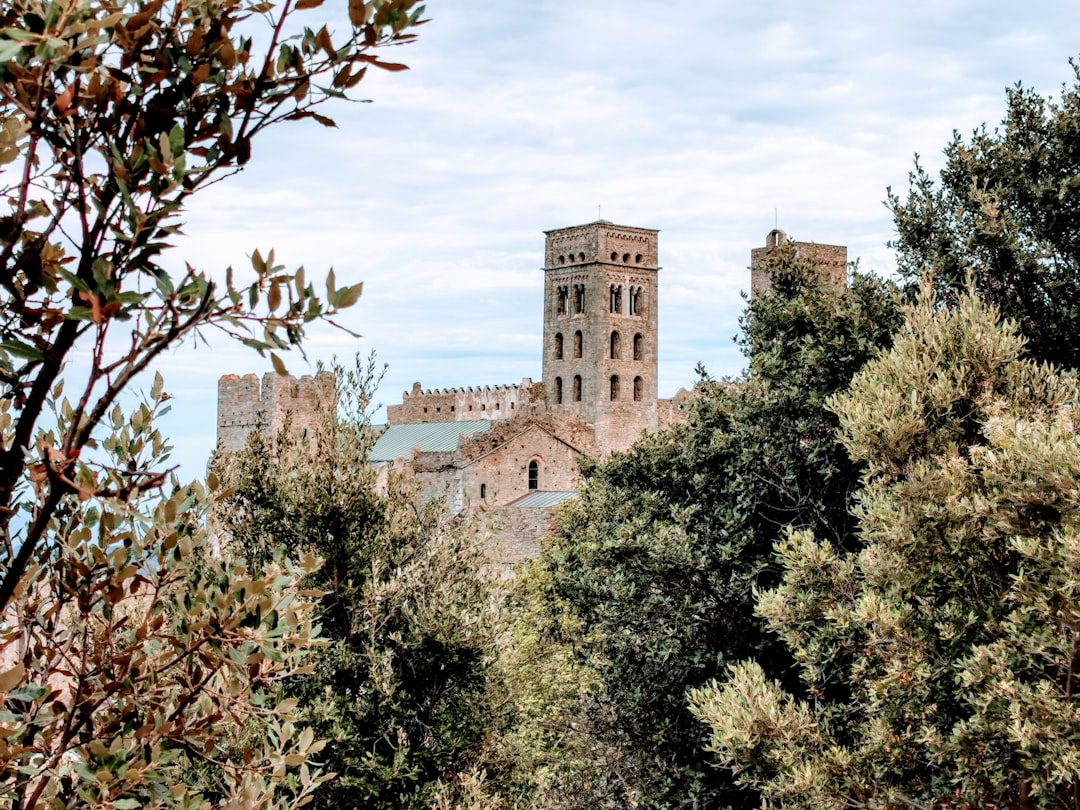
(0, 340, 43, 361)
(335, 281, 363, 309)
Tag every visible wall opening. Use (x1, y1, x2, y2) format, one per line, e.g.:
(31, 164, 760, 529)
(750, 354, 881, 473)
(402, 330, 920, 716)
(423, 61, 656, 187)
(554, 376, 563, 404)
(480, 483, 487, 499)
(573, 331, 583, 359)
(573, 284, 585, 314)
(573, 375, 582, 402)
(633, 376, 643, 401)
(609, 284, 622, 313)
(610, 375, 620, 401)
(554, 332, 564, 360)
(528, 460, 540, 491)
(610, 330, 621, 360)
(629, 286, 641, 316)
(633, 333, 643, 361)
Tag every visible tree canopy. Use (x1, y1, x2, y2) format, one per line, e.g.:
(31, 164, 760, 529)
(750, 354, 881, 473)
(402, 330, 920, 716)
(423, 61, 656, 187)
(692, 289, 1080, 809)
(0, 0, 424, 804)
(498, 255, 902, 808)
(889, 61, 1080, 370)
(212, 356, 503, 810)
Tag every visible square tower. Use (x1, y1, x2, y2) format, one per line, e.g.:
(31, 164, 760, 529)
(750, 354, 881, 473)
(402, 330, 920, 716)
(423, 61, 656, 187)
(541, 221, 660, 453)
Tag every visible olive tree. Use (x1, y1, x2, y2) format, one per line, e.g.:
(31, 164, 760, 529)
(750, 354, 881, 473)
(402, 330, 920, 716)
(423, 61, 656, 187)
(0, 0, 423, 805)
(692, 289, 1080, 809)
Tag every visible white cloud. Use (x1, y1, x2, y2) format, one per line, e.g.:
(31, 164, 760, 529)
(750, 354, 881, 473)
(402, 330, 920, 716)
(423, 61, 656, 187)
(132, 0, 1080, 480)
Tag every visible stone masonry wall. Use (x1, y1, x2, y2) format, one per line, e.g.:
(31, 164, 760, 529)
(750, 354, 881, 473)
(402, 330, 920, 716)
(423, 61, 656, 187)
(216, 371, 335, 453)
(484, 505, 562, 570)
(458, 423, 583, 510)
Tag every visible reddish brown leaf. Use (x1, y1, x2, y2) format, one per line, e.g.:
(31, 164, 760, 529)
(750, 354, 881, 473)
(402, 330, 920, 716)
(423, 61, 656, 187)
(54, 84, 75, 114)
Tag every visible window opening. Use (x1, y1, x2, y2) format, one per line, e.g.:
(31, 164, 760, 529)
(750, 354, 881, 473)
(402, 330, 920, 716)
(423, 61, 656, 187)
(610, 331, 621, 360)
(574, 331, 583, 359)
(554, 377, 563, 404)
(480, 483, 487, 499)
(633, 376, 643, 401)
(609, 284, 622, 313)
(610, 375, 620, 401)
(573, 284, 585, 314)
(633, 333, 643, 361)
(573, 375, 582, 402)
(528, 460, 539, 491)
(557, 285, 569, 316)
(554, 332, 564, 360)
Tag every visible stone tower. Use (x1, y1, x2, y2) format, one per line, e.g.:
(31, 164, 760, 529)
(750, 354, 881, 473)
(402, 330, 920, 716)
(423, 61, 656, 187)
(541, 221, 659, 453)
(749, 228, 847, 297)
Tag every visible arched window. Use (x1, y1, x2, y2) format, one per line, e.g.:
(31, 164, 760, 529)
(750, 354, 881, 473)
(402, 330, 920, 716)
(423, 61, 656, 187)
(557, 286, 569, 316)
(480, 483, 487, 499)
(629, 286, 641, 316)
(633, 376, 643, 401)
(554, 376, 563, 404)
(528, 460, 539, 491)
(573, 331, 583, 359)
(554, 332, 564, 360)
(610, 375, 620, 401)
(609, 284, 622, 313)
(573, 284, 585, 314)
(633, 333, 643, 361)
(610, 331, 620, 360)
(573, 375, 582, 402)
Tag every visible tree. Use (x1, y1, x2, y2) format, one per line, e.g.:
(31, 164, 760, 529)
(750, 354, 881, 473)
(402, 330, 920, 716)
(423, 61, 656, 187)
(500, 254, 902, 808)
(212, 355, 503, 810)
(0, 0, 423, 805)
(691, 289, 1080, 809)
(889, 60, 1080, 369)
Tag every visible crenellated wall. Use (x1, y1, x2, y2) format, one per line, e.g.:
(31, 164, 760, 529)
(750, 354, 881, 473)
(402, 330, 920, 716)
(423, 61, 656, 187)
(216, 371, 335, 453)
(386, 378, 545, 424)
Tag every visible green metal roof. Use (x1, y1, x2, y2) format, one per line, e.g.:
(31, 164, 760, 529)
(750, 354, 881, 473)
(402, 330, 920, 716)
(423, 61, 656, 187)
(506, 491, 579, 508)
(369, 420, 492, 462)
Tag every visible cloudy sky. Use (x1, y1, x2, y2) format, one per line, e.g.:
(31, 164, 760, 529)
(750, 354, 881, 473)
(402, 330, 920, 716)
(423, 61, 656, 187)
(149, 0, 1080, 480)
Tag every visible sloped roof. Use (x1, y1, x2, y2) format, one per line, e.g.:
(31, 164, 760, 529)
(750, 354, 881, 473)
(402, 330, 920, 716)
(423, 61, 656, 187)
(505, 491, 579, 508)
(370, 420, 492, 462)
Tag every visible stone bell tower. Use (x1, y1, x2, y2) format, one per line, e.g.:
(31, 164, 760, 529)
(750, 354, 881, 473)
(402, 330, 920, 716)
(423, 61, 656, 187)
(540, 221, 660, 453)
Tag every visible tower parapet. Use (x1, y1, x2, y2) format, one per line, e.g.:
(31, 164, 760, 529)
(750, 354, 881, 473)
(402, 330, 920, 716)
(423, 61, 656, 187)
(216, 371, 335, 453)
(750, 229, 847, 297)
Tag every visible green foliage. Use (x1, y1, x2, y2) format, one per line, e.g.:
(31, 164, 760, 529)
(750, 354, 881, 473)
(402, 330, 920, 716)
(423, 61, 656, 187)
(889, 59, 1080, 369)
(503, 256, 902, 808)
(0, 384, 327, 808)
(0, 0, 423, 803)
(213, 356, 502, 809)
(691, 289, 1080, 809)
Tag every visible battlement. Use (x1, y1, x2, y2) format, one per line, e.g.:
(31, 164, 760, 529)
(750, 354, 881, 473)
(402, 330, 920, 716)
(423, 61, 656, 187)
(387, 378, 541, 425)
(216, 371, 335, 453)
